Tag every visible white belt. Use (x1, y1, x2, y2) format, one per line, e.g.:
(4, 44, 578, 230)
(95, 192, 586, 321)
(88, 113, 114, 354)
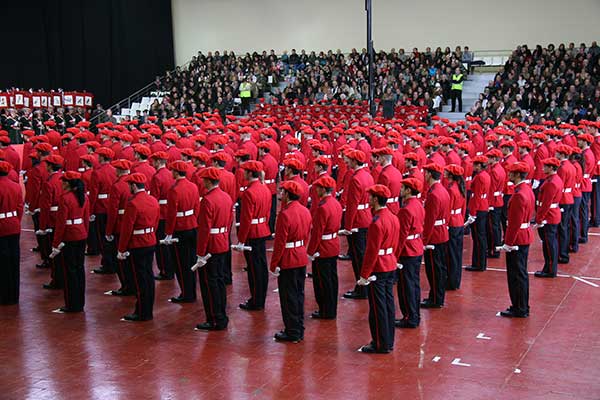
(321, 233, 337, 240)
(285, 240, 304, 249)
(493, 191, 502, 196)
(536, 200, 541, 207)
(507, 182, 514, 186)
(519, 223, 530, 229)
(118, 209, 125, 215)
(576, 183, 581, 189)
(239, 186, 247, 192)
(77, 168, 85, 172)
(66, 218, 83, 225)
(597, 161, 600, 166)
(158, 199, 168, 205)
(434, 219, 446, 226)
(97, 194, 108, 199)
(176, 209, 194, 217)
(550, 203, 559, 209)
(584, 174, 590, 179)
(251, 217, 266, 224)
(357, 203, 369, 210)
(264, 179, 275, 184)
(563, 188, 572, 193)
(50, 206, 59, 212)
(466, 176, 473, 181)
(0, 211, 17, 219)
(133, 227, 154, 235)
(386, 197, 399, 204)
(480, 194, 487, 199)
(406, 234, 420, 240)
(450, 208, 462, 215)
(378, 247, 393, 256)
(209, 227, 227, 234)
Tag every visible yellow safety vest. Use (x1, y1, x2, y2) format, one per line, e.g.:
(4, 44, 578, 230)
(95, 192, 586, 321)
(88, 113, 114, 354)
(451, 74, 463, 91)
(240, 83, 251, 98)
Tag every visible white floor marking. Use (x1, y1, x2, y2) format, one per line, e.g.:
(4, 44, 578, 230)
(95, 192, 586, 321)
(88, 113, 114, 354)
(514, 368, 521, 374)
(21, 228, 34, 232)
(451, 358, 471, 367)
(572, 276, 599, 287)
(476, 333, 491, 340)
(496, 312, 502, 317)
(432, 356, 441, 362)
(588, 232, 600, 236)
(465, 266, 600, 282)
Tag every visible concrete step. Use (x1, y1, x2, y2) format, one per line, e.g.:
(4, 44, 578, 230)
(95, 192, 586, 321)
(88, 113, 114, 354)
(437, 111, 466, 122)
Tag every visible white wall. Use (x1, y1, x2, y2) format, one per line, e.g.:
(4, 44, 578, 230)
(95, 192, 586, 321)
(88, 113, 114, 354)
(172, 0, 600, 65)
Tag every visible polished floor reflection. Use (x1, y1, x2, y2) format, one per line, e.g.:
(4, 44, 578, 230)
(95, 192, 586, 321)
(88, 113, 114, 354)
(2, 220, 600, 399)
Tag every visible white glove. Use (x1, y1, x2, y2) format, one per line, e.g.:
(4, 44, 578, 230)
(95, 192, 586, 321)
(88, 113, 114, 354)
(496, 244, 519, 252)
(308, 252, 320, 262)
(45, 228, 53, 234)
(191, 253, 212, 271)
(49, 242, 65, 258)
(117, 251, 130, 260)
(338, 229, 352, 236)
(160, 234, 179, 245)
(231, 243, 252, 252)
(271, 266, 281, 277)
(532, 221, 546, 230)
(532, 179, 540, 190)
(357, 275, 377, 286)
(35, 229, 46, 236)
(19, 170, 26, 176)
(89, 214, 96, 222)
(24, 203, 30, 214)
(397, 263, 404, 270)
(424, 245, 435, 250)
(105, 235, 114, 242)
(464, 215, 477, 227)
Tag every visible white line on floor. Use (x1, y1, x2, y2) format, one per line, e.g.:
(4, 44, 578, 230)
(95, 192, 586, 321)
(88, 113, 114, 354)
(464, 266, 600, 283)
(21, 228, 34, 232)
(572, 276, 599, 287)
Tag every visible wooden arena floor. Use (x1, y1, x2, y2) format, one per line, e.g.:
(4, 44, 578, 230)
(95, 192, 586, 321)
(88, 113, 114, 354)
(2, 218, 600, 399)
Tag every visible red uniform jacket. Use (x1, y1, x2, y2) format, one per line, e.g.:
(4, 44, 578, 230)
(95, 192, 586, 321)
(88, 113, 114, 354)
(520, 153, 535, 180)
(535, 173, 563, 225)
(2, 145, 21, 172)
(572, 160, 583, 198)
(461, 155, 474, 191)
(428, 151, 446, 167)
(344, 166, 374, 230)
(196, 187, 233, 255)
(166, 146, 182, 163)
(395, 197, 424, 258)
(469, 170, 491, 213)
(504, 181, 535, 246)
(0, 176, 23, 237)
(240, 140, 258, 160)
(118, 190, 160, 251)
(447, 182, 466, 227)
(502, 154, 518, 195)
(132, 161, 156, 186)
(591, 137, 600, 176)
(25, 163, 46, 212)
(261, 153, 279, 195)
(150, 140, 168, 154)
(105, 175, 131, 236)
(533, 144, 549, 181)
(445, 150, 461, 166)
(360, 207, 400, 278)
(309, 172, 331, 217)
(307, 195, 343, 258)
(237, 180, 272, 243)
(52, 191, 90, 246)
(423, 182, 450, 245)
(119, 145, 135, 162)
(149, 167, 175, 220)
(89, 163, 117, 214)
(218, 168, 237, 203)
(165, 178, 200, 234)
(290, 174, 309, 207)
(40, 171, 63, 230)
(377, 163, 403, 215)
(557, 159, 575, 205)
(270, 200, 312, 270)
(488, 162, 506, 208)
(582, 148, 595, 193)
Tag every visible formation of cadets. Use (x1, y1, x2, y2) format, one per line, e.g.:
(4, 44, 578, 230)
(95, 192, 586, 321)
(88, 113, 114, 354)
(1, 113, 600, 353)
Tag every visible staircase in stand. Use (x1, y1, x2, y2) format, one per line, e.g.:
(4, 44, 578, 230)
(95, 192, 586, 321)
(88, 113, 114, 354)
(437, 72, 496, 122)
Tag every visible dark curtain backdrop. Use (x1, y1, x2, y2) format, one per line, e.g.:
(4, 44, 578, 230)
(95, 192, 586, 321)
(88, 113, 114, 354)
(0, 0, 175, 107)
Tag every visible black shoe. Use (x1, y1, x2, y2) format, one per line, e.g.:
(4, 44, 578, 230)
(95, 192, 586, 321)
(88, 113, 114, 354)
(359, 343, 390, 354)
(108, 289, 134, 296)
(274, 331, 302, 343)
(169, 296, 195, 303)
(42, 283, 60, 290)
(420, 300, 443, 308)
(558, 258, 569, 264)
(239, 302, 263, 311)
(487, 253, 500, 259)
(242, 267, 248, 272)
(306, 272, 313, 278)
(121, 314, 151, 322)
(195, 322, 227, 331)
(465, 266, 485, 272)
(85, 251, 99, 256)
(500, 309, 528, 318)
(36, 261, 49, 269)
(92, 268, 114, 275)
(342, 290, 367, 300)
(224, 280, 232, 286)
(578, 238, 588, 244)
(311, 311, 335, 320)
(534, 271, 555, 278)
(31, 246, 40, 252)
(395, 319, 418, 328)
(338, 254, 351, 261)
(154, 274, 174, 280)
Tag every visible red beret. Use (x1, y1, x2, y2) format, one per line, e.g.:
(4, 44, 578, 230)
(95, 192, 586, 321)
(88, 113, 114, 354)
(86, 141, 100, 149)
(28, 151, 40, 159)
(120, 133, 133, 142)
(0, 161, 12, 173)
(198, 167, 221, 180)
(506, 162, 530, 174)
(281, 180, 304, 196)
(163, 133, 178, 142)
(133, 145, 151, 157)
(80, 154, 95, 164)
(578, 134, 594, 144)
(571, 146, 582, 155)
(555, 144, 573, 155)
(313, 176, 336, 189)
(34, 143, 53, 153)
(96, 148, 115, 159)
(486, 149, 503, 158)
(191, 151, 210, 162)
(77, 121, 90, 128)
(473, 155, 488, 164)
(314, 156, 331, 167)
(287, 137, 300, 145)
(111, 159, 133, 170)
(423, 163, 444, 174)
(347, 149, 368, 164)
(45, 155, 64, 166)
(169, 160, 190, 173)
(404, 152, 419, 161)
(372, 147, 393, 156)
(283, 157, 305, 171)
(367, 184, 391, 199)
(22, 129, 35, 137)
(518, 140, 533, 149)
(257, 141, 271, 150)
(149, 151, 169, 160)
(532, 133, 547, 141)
(0, 136, 11, 144)
(542, 157, 560, 167)
(43, 120, 57, 127)
(211, 152, 229, 162)
(61, 171, 82, 180)
(235, 148, 251, 158)
(401, 178, 423, 193)
(499, 141, 514, 148)
(423, 139, 439, 148)
(445, 164, 464, 176)
(440, 137, 456, 146)
(240, 160, 263, 172)
(126, 173, 147, 184)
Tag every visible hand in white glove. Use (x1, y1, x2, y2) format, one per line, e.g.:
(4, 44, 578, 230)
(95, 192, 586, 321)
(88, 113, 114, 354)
(271, 266, 281, 277)
(424, 245, 435, 250)
(397, 263, 404, 270)
(105, 235, 114, 242)
(24, 203, 30, 213)
(308, 252, 320, 262)
(49, 247, 61, 259)
(35, 230, 46, 236)
(231, 243, 252, 252)
(464, 215, 477, 227)
(44, 228, 53, 234)
(89, 214, 96, 222)
(532, 180, 540, 190)
(191, 254, 212, 271)
(117, 251, 129, 260)
(357, 276, 377, 286)
(338, 229, 352, 236)
(496, 244, 519, 252)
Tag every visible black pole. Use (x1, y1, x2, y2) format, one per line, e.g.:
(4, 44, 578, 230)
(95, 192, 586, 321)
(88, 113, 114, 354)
(366, 0, 376, 117)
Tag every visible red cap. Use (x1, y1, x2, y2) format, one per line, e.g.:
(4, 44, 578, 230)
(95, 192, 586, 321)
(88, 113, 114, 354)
(423, 163, 444, 174)
(198, 167, 222, 180)
(96, 148, 115, 159)
(542, 157, 560, 167)
(445, 164, 464, 176)
(346, 149, 368, 164)
(126, 173, 147, 184)
(211, 152, 229, 163)
(45, 154, 64, 166)
(404, 152, 419, 161)
(0, 161, 12, 173)
(169, 160, 190, 173)
(43, 120, 57, 127)
(149, 151, 169, 160)
(283, 157, 305, 171)
(240, 160, 263, 172)
(314, 156, 331, 167)
(287, 137, 300, 146)
(486, 149, 503, 159)
(235, 148, 251, 158)
(401, 178, 423, 193)
(367, 184, 391, 198)
(34, 143, 53, 153)
(111, 159, 133, 170)
(473, 155, 488, 164)
(578, 134, 594, 144)
(506, 162, 530, 174)
(281, 180, 304, 196)
(555, 144, 573, 155)
(61, 171, 82, 180)
(518, 140, 533, 150)
(191, 151, 210, 163)
(0, 136, 11, 144)
(313, 176, 336, 189)
(257, 141, 271, 150)
(134, 144, 151, 157)
(372, 147, 393, 156)
(80, 154, 95, 164)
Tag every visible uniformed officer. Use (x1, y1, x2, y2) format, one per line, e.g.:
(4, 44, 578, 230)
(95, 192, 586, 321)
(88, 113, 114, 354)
(306, 176, 343, 319)
(465, 156, 491, 271)
(499, 162, 535, 318)
(534, 158, 564, 278)
(194, 167, 232, 331)
(50, 171, 89, 313)
(0, 161, 23, 305)
(282, 157, 309, 207)
(118, 173, 160, 321)
(555, 145, 575, 264)
(421, 163, 450, 308)
(486, 149, 505, 259)
(270, 181, 312, 343)
(395, 178, 424, 329)
(373, 147, 403, 215)
(357, 184, 399, 354)
(164, 160, 200, 303)
(257, 141, 279, 234)
(577, 134, 595, 243)
(234, 160, 272, 311)
(445, 164, 466, 290)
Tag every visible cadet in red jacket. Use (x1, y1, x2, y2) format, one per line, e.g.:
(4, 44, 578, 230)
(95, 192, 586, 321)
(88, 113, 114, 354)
(0, 161, 23, 305)
(308, 156, 332, 217)
(357, 185, 399, 354)
(445, 164, 466, 290)
(257, 142, 279, 234)
(499, 162, 535, 318)
(193, 167, 233, 331)
(89, 148, 117, 274)
(534, 158, 564, 278)
(131, 145, 156, 184)
(486, 149, 505, 259)
(24, 151, 46, 259)
(270, 181, 312, 343)
(421, 163, 450, 308)
(578, 134, 595, 243)
(282, 157, 309, 207)
(164, 161, 200, 303)
(50, 172, 89, 313)
(555, 145, 576, 264)
(374, 147, 403, 215)
(395, 178, 424, 329)
(234, 161, 272, 310)
(118, 173, 160, 321)
(307, 176, 343, 319)
(341, 149, 374, 300)
(466, 156, 491, 271)
(149, 152, 175, 280)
